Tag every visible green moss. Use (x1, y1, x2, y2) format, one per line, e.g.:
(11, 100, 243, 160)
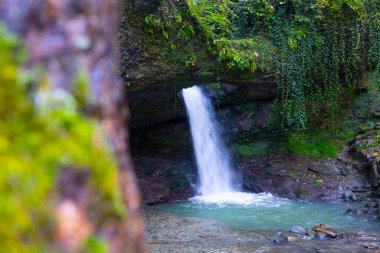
(297, 188, 309, 196)
(244, 175, 257, 182)
(283, 132, 339, 158)
(167, 178, 188, 191)
(143, 0, 379, 130)
(0, 24, 124, 252)
(147, 134, 181, 147)
(357, 140, 380, 150)
(73, 70, 90, 109)
(234, 142, 269, 157)
(84, 236, 108, 253)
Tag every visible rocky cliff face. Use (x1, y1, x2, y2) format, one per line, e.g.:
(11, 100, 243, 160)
(119, 0, 277, 129)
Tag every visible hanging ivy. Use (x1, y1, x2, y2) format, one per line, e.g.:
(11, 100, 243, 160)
(142, 0, 380, 130)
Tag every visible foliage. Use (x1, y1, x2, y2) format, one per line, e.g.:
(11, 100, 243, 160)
(283, 131, 340, 158)
(0, 25, 124, 252)
(297, 188, 309, 196)
(234, 142, 268, 156)
(234, 0, 380, 129)
(167, 178, 189, 191)
(143, 0, 380, 130)
(144, 0, 275, 73)
(185, 0, 268, 71)
(147, 133, 181, 147)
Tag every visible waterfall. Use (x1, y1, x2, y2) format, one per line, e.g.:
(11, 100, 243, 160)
(182, 85, 273, 204)
(182, 86, 239, 195)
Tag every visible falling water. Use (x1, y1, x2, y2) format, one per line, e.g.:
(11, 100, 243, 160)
(182, 86, 238, 195)
(182, 86, 275, 204)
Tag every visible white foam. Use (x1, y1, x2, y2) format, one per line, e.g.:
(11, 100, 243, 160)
(189, 192, 276, 205)
(182, 86, 279, 207)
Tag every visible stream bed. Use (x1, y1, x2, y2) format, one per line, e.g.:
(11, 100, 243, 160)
(145, 86, 380, 252)
(158, 193, 380, 233)
(144, 201, 380, 253)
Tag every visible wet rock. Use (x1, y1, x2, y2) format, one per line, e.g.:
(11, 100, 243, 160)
(340, 166, 349, 176)
(352, 188, 371, 193)
(337, 233, 356, 241)
(315, 232, 327, 240)
(308, 165, 340, 175)
(355, 140, 363, 146)
(290, 225, 307, 235)
(360, 242, 380, 249)
(350, 192, 358, 202)
(306, 229, 316, 237)
(357, 235, 378, 241)
(356, 134, 366, 140)
(376, 188, 380, 197)
(337, 147, 355, 165)
(359, 124, 374, 132)
(366, 201, 378, 208)
(242, 154, 366, 202)
(277, 231, 306, 242)
(141, 178, 171, 205)
(347, 208, 365, 215)
(285, 236, 298, 242)
(273, 233, 286, 244)
(300, 235, 313, 240)
(243, 177, 260, 192)
(343, 190, 352, 200)
(313, 224, 337, 238)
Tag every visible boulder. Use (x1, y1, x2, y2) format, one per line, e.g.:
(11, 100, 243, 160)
(312, 224, 337, 238)
(343, 190, 352, 200)
(347, 208, 365, 215)
(286, 236, 298, 242)
(315, 232, 327, 240)
(350, 192, 358, 202)
(139, 176, 171, 205)
(120, 1, 277, 129)
(290, 225, 307, 235)
(300, 235, 313, 240)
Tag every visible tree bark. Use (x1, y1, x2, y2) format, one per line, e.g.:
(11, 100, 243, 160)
(0, 1, 148, 252)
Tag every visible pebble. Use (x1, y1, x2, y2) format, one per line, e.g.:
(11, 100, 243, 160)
(286, 236, 298, 242)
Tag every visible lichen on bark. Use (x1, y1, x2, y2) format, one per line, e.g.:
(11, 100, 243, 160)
(0, 1, 147, 252)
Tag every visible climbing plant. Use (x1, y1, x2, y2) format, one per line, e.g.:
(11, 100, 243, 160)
(143, 0, 380, 130)
(144, 0, 274, 73)
(234, 0, 380, 129)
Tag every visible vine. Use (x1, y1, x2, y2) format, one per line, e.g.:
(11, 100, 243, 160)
(142, 0, 380, 130)
(234, 0, 380, 129)
(144, 0, 274, 73)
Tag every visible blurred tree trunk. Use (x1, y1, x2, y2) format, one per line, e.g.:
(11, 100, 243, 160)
(0, 1, 147, 252)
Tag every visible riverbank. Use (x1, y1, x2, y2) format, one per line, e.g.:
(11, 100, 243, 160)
(142, 206, 380, 252)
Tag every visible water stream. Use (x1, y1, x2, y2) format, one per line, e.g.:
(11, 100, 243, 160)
(182, 86, 273, 203)
(178, 85, 380, 234)
(159, 199, 380, 233)
(182, 86, 238, 196)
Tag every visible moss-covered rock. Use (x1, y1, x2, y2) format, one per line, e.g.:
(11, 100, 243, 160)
(119, 0, 277, 129)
